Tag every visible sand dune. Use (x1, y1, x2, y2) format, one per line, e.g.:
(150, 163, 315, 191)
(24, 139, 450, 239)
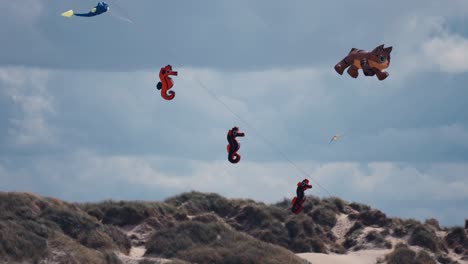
(297, 249, 392, 264)
(301, 213, 391, 264)
(331, 213, 354, 245)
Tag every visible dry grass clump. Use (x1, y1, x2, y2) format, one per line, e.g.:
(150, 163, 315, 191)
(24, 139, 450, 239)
(385, 243, 437, 264)
(145, 220, 308, 264)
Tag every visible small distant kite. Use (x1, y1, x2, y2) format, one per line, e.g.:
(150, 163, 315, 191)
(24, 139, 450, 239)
(226, 126, 245, 164)
(156, 65, 178, 101)
(334, 44, 392, 81)
(61, 2, 109, 18)
(329, 134, 343, 144)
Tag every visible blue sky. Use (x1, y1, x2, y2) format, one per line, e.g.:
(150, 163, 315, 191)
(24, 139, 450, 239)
(1, 0, 467, 226)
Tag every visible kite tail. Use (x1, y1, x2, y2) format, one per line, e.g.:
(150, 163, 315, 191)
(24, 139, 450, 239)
(61, 10, 74, 18)
(161, 90, 175, 100)
(228, 153, 241, 164)
(291, 196, 305, 214)
(291, 197, 297, 205)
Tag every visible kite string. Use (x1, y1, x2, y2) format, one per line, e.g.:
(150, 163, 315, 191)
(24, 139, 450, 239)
(108, 0, 135, 24)
(190, 73, 333, 197)
(162, 45, 333, 197)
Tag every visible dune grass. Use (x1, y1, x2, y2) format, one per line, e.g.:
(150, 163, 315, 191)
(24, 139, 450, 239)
(145, 220, 309, 264)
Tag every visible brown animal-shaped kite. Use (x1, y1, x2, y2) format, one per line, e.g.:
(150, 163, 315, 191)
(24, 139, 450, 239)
(334, 44, 393, 81)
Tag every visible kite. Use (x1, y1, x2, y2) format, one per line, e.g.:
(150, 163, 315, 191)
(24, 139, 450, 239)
(329, 134, 343, 144)
(62, 2, 109, 18)
(334, 44, 393, 81)
(226, 126, 245, 164)
(291, 179, 312, 214)
(156, 65, 178, 101)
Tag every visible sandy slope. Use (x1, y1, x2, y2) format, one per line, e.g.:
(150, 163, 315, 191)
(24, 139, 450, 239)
(116, 243, 172, 264)
(331, 214, 354, 245)
(297, 250, 468, 264)
(117, 224, 172, 264)
(297, 249, 392, 264)
(299, 214, 391, 264)
(299, 215, 468, 264)
(297, 213, 388, 264)
(114, 213, 468, 264)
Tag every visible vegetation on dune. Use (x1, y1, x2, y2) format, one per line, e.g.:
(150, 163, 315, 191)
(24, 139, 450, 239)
(349, 202, 371, 212)
(409, 224, 443, 253)
(0, 220, 49, 262)
(384, 243, 437, 264)
(162, 192, 337, 253)
(79, 200, 179, 227)
(358, 209, 388, 227)
(425, 218, 441, 230)
(0, 192, 129, 263)
(165, 191, 238, 217)
(145, 220, 308, 264)
(0, 190, 466, 263)
(365, 231, 392, 249)
(446, 227, 467, 255)
(310, 206, 337, 227)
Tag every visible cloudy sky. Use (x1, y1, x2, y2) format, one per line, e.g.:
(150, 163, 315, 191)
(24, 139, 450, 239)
(1, 0, 467, 226)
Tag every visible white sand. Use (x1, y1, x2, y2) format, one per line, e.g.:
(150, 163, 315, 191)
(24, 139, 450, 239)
(332, 214, 354, 244)
(298, 232, 468, 264)
(129, 246, 146, 258)
(297, 249, 392, 264)
(117, 223, 173, 264)
(117, 248, 172, 264)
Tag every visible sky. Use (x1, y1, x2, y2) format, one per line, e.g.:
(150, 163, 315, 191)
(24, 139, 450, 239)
(1, 0, 467, 226)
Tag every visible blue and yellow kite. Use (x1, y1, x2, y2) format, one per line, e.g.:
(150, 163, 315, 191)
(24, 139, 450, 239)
(61, 2, 110, 18)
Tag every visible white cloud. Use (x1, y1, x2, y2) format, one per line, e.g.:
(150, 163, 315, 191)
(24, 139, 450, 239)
(3, 65, 467, 161)
(0, 67, 57, 146)
(423, 34, 468, 73)
(0, 145, 466, 225)
(313, 162, 468, 202)
(45, 66, 335, 146)
(67, 152, 296, 202)
(22, 150, 468, 203)
(179, 66, 334, 137)
(0, 1, 467, 228)
(0, 1, 44, 22)
(366, 123, 468, 153)
(387, 15, 468, 76)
